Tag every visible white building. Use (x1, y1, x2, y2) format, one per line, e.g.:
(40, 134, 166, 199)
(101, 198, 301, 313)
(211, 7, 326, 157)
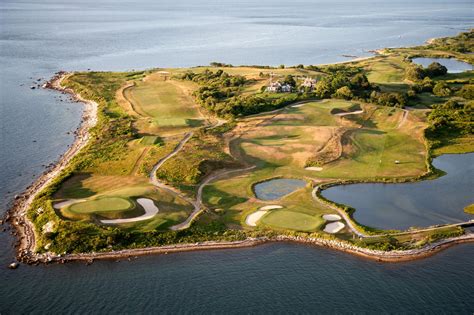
(301, 77, 317, 89)
(266, 81, 292, 93)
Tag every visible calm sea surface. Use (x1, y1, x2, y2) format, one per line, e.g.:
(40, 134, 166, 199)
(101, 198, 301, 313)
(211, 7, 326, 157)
(1, 0, 473, 313)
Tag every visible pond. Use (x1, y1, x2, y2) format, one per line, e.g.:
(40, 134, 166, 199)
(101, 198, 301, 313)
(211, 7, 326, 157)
(321, 153, 474, 230)
(254, 178, 306, 200)
(412, 57, 473, 73)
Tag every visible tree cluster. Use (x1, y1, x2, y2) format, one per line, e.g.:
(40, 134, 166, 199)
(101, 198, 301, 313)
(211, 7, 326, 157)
(405, 62, 448, 81)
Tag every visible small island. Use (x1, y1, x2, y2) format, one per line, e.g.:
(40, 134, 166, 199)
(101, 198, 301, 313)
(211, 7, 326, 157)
(8, 31, 474, 264)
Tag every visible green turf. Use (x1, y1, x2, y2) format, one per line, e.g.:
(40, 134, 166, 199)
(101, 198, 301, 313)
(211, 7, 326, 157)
(68, 197, 133, 213)
(260, 209, 324, 232)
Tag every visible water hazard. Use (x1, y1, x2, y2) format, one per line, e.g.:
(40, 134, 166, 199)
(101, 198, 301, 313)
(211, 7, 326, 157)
(412, 57, 473, 73)
(322, 154, 474, 230)
(254, 178, 306, 200)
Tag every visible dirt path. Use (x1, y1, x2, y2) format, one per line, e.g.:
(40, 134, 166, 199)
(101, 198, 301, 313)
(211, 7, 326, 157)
(334, 109, 364, 117)
(312, 186, 369, 238)
(148, 132, 199, 216)
(171, 164, 256, 230)
(397, 109, 409, 129)
(131, 147, 150, 176)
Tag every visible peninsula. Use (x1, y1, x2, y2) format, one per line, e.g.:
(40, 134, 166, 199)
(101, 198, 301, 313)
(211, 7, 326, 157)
(7, 31, 474, 264)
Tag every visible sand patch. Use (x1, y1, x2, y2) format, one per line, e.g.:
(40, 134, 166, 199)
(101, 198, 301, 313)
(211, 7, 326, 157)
(259, 205, 283, 211)
(305, 166, 323, 171)
(245, 210, 268, 226)
(101, 198, 159, 224)
(324, 222, 345, 233)
(334, 110, 364, 116)
(291, 104, 305, 108)
(42, 221, 55, 234)
(323, 214, 342, 221)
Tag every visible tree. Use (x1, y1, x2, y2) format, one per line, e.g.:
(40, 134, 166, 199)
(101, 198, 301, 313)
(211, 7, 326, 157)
(283, 75, 296, 87)
(457, 84, 474, 99)
(432, 81, 451, 97)
(333, 86, 353, 100)
(405, 64, 425, 81)
(315, 80, 332, 98)
(350, 73, 370, 89)
(427, 62, 448, 77)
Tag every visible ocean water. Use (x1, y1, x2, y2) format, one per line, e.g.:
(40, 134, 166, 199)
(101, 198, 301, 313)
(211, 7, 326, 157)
(1, 0, 473, 313)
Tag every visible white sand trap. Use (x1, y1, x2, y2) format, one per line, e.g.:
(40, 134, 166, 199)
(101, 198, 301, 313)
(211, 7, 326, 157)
(101, 198, 159, 224)
(53, 199, 86, 209)
(334, 110, 364, 116)
(245, 210, 268, 227)
(323, 214, 342, 221)
(259, 205, 283, 211)
(305, 166, 323, 171)
(324, 222, 345, 233)
(292, 104, 305, 108)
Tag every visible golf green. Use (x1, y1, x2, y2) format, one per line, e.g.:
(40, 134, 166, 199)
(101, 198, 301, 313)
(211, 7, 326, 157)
(260, 210, 323, 232)
(68, 197, 133, 213)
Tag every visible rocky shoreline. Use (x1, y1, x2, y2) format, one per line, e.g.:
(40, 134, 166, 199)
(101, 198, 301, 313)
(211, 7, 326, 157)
(5, 71, 98, 264)
(16, 233, 474, 265)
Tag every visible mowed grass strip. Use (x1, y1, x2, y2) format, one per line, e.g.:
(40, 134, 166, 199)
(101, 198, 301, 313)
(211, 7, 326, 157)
(128, 77, 204, 128)
(68, 197, 133, 213)
(260, 210, 323, 232)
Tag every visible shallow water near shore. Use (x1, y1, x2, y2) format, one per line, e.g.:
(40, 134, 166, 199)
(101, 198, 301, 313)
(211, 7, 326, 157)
(1, 0, 474, 313)
(322, 154, 474, 230)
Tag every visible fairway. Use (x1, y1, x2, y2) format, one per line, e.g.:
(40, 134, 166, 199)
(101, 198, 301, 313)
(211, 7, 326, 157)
(124, 73, 205, 134)
(260, 210, 323, 232)
(68, 197, 133, 213)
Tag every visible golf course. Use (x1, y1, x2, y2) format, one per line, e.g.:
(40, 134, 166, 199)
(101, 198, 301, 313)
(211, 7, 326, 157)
(18, 30, 474, 257)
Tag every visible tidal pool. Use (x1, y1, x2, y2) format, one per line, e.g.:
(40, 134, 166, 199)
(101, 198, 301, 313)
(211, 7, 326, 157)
(254, 178, 306, 200)
(412, 57, 473, 73)
(322, 153, 474, 230)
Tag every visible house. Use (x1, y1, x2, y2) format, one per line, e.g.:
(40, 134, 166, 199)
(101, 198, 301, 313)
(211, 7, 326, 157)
(266, 81, 282, 92)
(280, 84, 292, 92)
(301, 77, 317, 90)
(266, 81, 292, 93)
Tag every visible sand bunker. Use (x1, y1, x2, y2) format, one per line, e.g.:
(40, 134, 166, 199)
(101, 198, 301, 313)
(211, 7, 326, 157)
(245, 210, 268, 226)
(305, 167, 323, 171)
(291, 104, 305, 108)
(334, 110, 364, 116)
(101, 198, 159, 224)
(324, 222, 345, 233)
(259, 205, 283, 211)
(53, 199, 86, 209)
(323, 214, 342, 221)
